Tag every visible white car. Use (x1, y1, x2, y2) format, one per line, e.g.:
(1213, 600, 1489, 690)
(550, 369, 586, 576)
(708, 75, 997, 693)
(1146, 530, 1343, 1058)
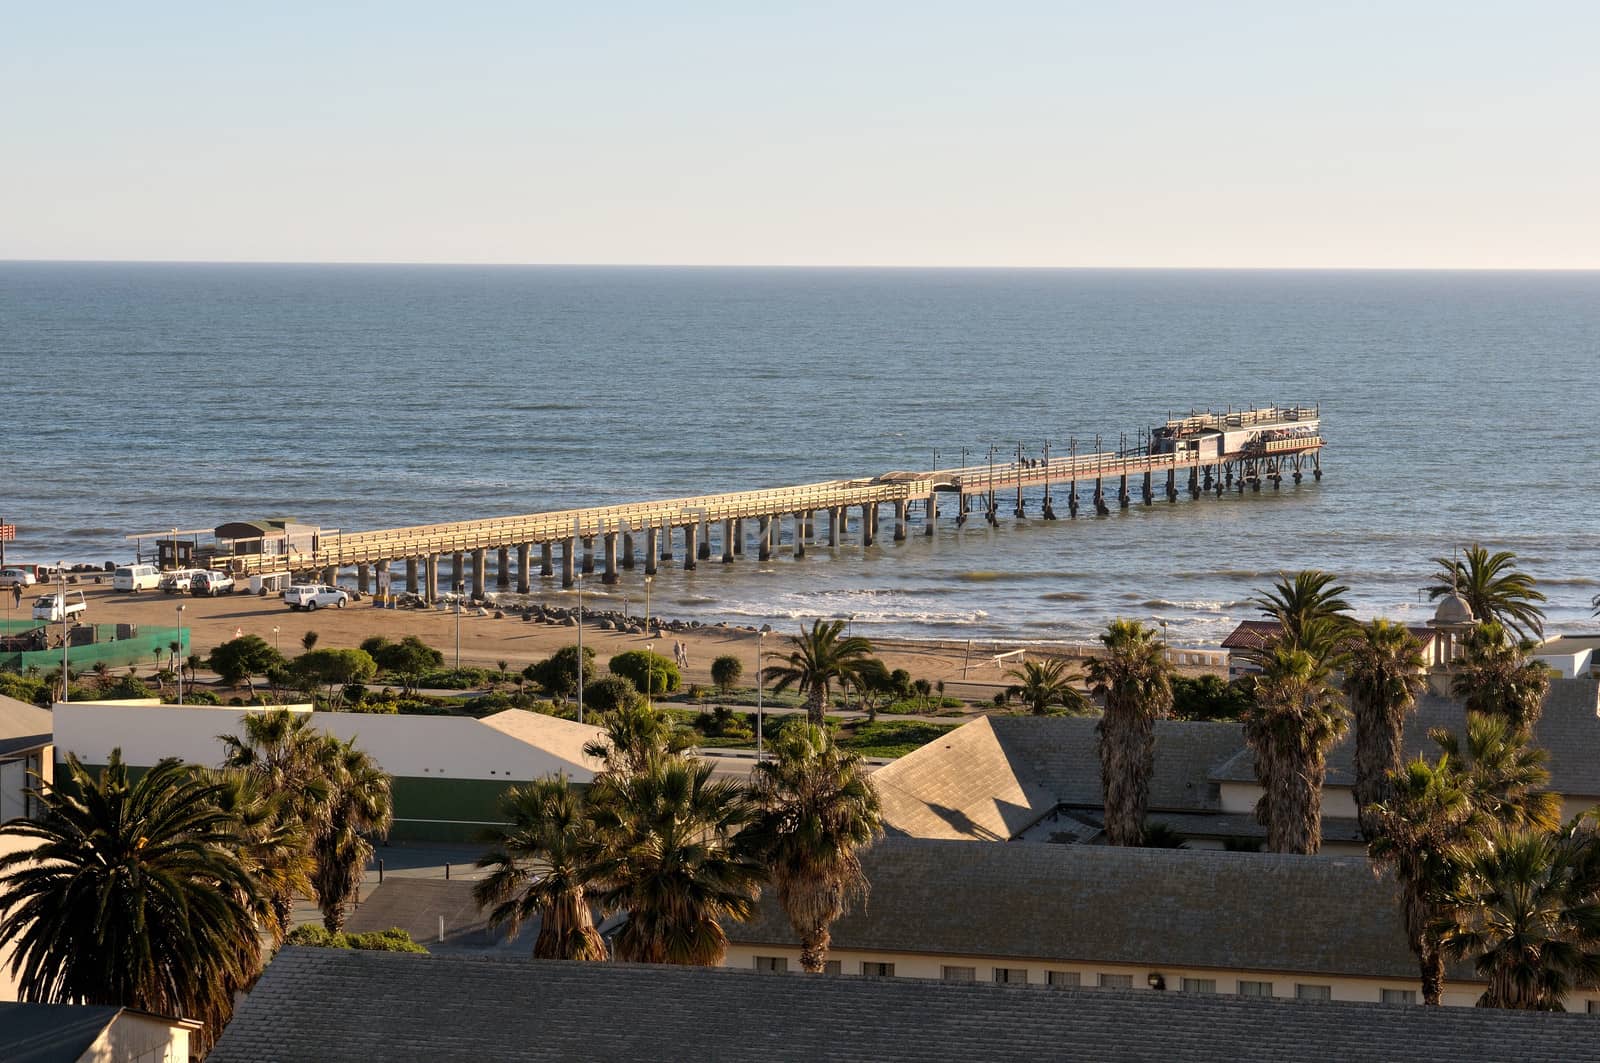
(191, 571, 237, 597)
(283, 584, 349, 611)
(0, 568, 38, 589)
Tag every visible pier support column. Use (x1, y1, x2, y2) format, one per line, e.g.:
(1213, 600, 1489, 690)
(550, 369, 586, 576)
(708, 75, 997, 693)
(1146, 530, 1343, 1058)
(925, 492, 937, 534)
(322, 566, 338, 586)
(540, 542, 554, 578)
(644, 528, 659, 575)
(696, 521, 712, 560)
(469, 548, 486, 599)
(1142, 471, 1153, 505)
(1166, 469, 1179, 502)
(451, 553, 464, 594)
(424, 555, 439, 603)
(1118, 474, 1130, 509)
(1093, 479, 1109, 517)
(758, 517, 773, 561)
(1313, 454, 1322, 481)
(733, 519, 744, 555)
(894, 500, 908, 541)
(659, 522, 674, 561)
(497, 547, 510, 588)
(405, 558, 419, 593)
(829, 508, 842, 546)
(357, 564, 370, 594)
(1067, 483, 1078, 519)
(1189, 467, 1201, 499)
(603, 532, 619, 585)
(683, 525, 698, 570)
(622, 532, 635, 570)
(794, 513, 806, 558)
(581, 538, 595, 575)
(516, 544, 532, 594)
(861, 504, 875, 547)
(560, 538, 576, 588)
(722, 519, 735, 563)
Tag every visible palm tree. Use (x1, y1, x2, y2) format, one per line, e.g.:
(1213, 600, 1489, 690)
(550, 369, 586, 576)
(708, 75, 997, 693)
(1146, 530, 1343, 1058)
(1440, 823, 1600, 1010)
(1006, 658, 1091, 716)
(582, 700, 692, 777)
(311, 737, 394, 932)
(1242, 645, 1348, 854)
(764, 620, 875, 725)
(201, 766, 314, 948)
(1429, 545, 1547, 641)
(1343, 618, 1427, 840)
(1084, 619, 1174, 847)
(474, 778, 609, 961)
(0, 752, 264, 1046)
(1366, 756, 1473, 1004)
(744, 724, 883, 973)
(1451, 622, 1551, 739)
(1431, 712, 1561, 832)
(589, 756, 763, 965)
(1250, 569, 1353, 664)
(218, 709, 335, 934)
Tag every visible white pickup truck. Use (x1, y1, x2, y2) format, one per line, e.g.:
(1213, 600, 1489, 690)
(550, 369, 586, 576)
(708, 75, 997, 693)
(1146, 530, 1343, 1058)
(283, 584, 349, 611)
(33, 590, 87, 623)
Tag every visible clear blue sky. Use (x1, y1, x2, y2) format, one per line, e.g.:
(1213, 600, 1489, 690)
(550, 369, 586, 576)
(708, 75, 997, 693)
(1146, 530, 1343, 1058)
(4, 2, 1596, 267)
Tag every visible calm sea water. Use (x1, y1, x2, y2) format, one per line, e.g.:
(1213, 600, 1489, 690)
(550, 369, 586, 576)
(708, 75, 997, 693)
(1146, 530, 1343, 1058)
(1, 264, 1596, 645)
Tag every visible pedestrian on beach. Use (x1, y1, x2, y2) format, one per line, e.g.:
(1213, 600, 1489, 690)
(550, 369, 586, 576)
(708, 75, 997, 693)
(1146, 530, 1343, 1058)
(10, 584, 19, 607)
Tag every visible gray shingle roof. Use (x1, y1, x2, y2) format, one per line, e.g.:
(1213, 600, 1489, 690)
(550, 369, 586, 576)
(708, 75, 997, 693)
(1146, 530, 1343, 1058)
(0, 1003, 120, 1063)
(872, 716, 1242, 841)
(210, 949, 1600, 1063)
(1211, 677, 1600, 795)
(344, 878, 498, 951)
(729, 838, 1432, 980)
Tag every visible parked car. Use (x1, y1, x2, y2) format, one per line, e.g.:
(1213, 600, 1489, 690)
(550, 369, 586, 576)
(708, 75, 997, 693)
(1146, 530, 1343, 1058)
(283, 583, 349, 611)
(33, 590, 87, 623)
(191, 571, 236, 597)
(113, 563, 162, 592)
(0, 567, 38, 589)
(159, 568, 205, 594)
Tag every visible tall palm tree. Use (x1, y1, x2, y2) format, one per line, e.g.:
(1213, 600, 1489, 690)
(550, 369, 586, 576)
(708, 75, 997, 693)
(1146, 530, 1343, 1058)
(589, 756, 763, 965)
(1084, 619, 1174, 847)
(1242, 645, 1348, 854)
(582, 700, 691, 777)
(474, 778, 609, 961)
(1005, 658, 1091, 716)
(1343, 618, 1427, 840)
(218, 709, 334, 934)
(1451, 622, 1551, 739)
(1429, 544, 1547, 641)
(1439, 823, 1600, 1010)
(201, 766, 314, 947)
(0, 752, 264, 1047)
(744, 724, 883, 973)
(1366, 756, 1473, 1005)
(1249, 569, 1354, 665)
(312, 737, 394, 932)
(764, 620, 874, 725)
(1431, 712, 1561, 833)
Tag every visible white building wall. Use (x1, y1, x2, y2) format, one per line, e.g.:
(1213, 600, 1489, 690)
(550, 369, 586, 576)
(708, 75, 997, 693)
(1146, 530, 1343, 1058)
(1220, 780, 1358, 820)
(1534, 649, 1592, 680)
(84, 1012, 194, 1063)
(52, 702, 311, 770)
(722, 945, 1528, 1010)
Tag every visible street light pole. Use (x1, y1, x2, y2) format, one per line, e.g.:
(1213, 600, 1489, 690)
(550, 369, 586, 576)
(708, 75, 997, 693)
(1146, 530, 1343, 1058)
(756, 630, 768, 762)
(644, 575, 653, 637)
(58, 561, 68, 704)
(454, 598, 462, 672)
(176, 604, 186, 705)
(646, 641, 653, 710)
(575, 577, 585, 725)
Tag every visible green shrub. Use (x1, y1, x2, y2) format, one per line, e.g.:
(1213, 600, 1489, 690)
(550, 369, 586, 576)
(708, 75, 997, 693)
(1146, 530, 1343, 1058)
(710, 654, 743, 694)
(609, 650, 679, 695)
(415, 666, 494, 690)
(184, 689, 221, 705)
(1171, 674, 1253, 722)
(105, 674, 153, 700)
(0, 671, 52, 707)
(523, 647, 595, 697)
(584, 675, 641, 713)
(284, 924, 427, 953)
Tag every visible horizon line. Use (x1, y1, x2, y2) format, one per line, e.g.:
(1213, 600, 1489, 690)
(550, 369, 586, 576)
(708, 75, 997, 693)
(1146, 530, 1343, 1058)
(3, 258, 1600, 273)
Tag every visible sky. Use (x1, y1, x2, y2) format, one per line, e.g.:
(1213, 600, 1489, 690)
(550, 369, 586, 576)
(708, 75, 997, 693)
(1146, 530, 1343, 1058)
(3, 2, 1597, 268)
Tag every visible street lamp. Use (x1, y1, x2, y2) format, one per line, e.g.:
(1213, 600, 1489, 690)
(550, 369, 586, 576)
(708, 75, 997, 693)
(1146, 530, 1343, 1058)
(57, 561, 68, 704)
(272, 625, 280, 657)
(576, 576, 588, 726)
(644, 575, 653, 637)
(646, 641, 653, 710)
(756, 630, 768, 762)
(176, 604, 186, 705)
(454, 596, 462, 672)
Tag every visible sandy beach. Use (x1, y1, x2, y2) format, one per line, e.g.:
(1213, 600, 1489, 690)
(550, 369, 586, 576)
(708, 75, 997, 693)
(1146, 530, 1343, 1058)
(37, 582, 1221, 701)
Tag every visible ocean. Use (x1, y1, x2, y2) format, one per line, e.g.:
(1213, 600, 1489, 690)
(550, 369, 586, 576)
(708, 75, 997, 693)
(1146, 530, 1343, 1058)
(1, 263, 1596, 646)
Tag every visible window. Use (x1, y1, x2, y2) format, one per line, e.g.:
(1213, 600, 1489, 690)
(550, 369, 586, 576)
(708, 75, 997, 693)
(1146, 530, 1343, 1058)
(1296, 984, 1332, 1001)
(1047, 971, 1081, 988)
(1381, 989, 1416, 1005)
(753, 956, 788, 973)
(993, 968, 1028, 985)
(1588, 1001, 1600, 1015)
(941, 966, 975, 982)
(1237, 980, 1273, 998)
(1098, 974, 1133, 989)
(1181, 978, 1216, 994)
(823, 961, 841, 976)
(861, 962, 895, 978)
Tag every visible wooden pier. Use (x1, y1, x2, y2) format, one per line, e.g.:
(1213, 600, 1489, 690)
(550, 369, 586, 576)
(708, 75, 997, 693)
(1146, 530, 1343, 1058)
(140, 405, 1323, 600)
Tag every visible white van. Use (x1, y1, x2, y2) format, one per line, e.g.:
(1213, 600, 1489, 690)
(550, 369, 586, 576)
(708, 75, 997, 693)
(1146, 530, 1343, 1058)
(114, 564, 161, 592)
